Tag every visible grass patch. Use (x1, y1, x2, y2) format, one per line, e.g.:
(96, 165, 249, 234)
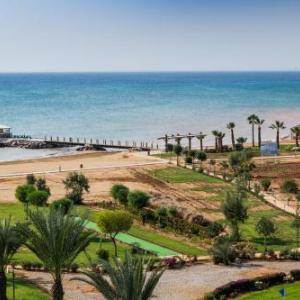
(238, 281, 300, 299)
(129, 225, 207, 256)
(150, 167, 222, 184)
(7, 275, 50, 300)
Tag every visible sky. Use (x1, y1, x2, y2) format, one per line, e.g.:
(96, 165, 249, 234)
(0, 0, 300, 72)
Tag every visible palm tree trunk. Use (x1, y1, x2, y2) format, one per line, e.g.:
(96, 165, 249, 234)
(258, 126, 262, 148)
(51, 275, 64, 300)
(0, 268, 7, 300)
(111, 236, 118, 257)
(296, 133, 299, 147)
(252, 124, 255, 147)
(215, 137, 218, 151)
(264, 236, 267, 252)
(176, 155, 179, 166)
(200, 139, 203, 151)
(277, 130, 280, 149)
(231, 129, 235, 149)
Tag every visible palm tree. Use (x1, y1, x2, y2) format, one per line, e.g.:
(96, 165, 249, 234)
(217, 132, 226, 152)
(0, 218, 24, 300)
(195, 132, 206, 151)
(247, 114, 259, 147)
(256, 118, 265, 148)
(236, 137, 247, 148)
(211, 130, 219, 151)
(270, 120, 286, 149)
(173, 144, 183, 166)
(291, 127, 300, 147)
(20, 209, 95, 300)
(226, 122, 236, 149)
(72, 252, 165, 300)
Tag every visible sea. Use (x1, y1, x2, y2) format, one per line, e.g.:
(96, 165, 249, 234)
(0, 72, 300, 161)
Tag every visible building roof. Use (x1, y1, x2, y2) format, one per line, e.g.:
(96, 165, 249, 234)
(0, 124, 10, 129)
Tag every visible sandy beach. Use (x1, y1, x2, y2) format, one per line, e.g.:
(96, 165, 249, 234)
(0, 151, 167, 203)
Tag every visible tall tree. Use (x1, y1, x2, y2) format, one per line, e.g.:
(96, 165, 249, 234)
(270, 120, 286, 149)
(256, 217, 276, 251)
(173, 144, 183, 166)
(20, 209, 94, 300)
(226, 122, 236, 150)
(222, 191, 248, 241)
(217, 132, 226, 152)
(195, 132, 206, 151)
(291, 127, 300, 147)
(63, 172, 90, 204)
(0, 218, 24, 300)
(72, 252, 165, 300)
(247, 114, 259, 147)
(98, 210, 133, 257)
(256, 118, 265, 148)
(211, 130, 219, 151)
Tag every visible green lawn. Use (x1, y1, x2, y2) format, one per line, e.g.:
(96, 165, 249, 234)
(7, 276, 50, 300)
(150, 167, 222, 183)
(238, 281, 300, 299)
(129, 225, 207, 256)
(88, 210, 207, 256)
(151, 166, 298, 252)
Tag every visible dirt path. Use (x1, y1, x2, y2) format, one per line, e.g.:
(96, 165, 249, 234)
(20, 261, 300, 300)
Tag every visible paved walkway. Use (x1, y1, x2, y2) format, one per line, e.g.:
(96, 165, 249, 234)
(21, 260, 300, 300)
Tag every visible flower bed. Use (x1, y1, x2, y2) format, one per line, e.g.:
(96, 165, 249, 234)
(204, 270, 300, 299)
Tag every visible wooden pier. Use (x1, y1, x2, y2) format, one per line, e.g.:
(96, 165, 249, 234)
(43, 136, 158, 152)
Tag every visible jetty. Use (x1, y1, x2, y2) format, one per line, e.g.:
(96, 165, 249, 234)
(42, 136, 157, 152)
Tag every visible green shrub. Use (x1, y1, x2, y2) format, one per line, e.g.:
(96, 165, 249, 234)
(27, 190, 49, 206)
(185, 156, 193, 164)
(260, 178, 271, 191)
(110, 184, 129, 206)
(281, 179, 298, 194)
(290, 269, 300, 280)
(128, 190, 150, 209)
(50, 198, 73, 214)
(36, 178, 51, 195)
(211, 237, 237, 265)
(207, 222, 224, 238)
(26, 174, 36, 185)
(15, 184, 36, 204)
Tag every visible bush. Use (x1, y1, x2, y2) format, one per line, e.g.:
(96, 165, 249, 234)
(15, 184, 36, 204)
(281, 180, 298, 194)
(96, 249, 109, 261)
(26, 174, 36, 185)
(110, 184, 129, 206)
(36, 178, 51, 195)
(185, 156, 193, 164)
(211, 237, 237, 265)
(207, 222, 224, 238)
(51, 198, 73, 214)
(290, 269, 300, 280)
(128, 190, 150, 209)
(70, 263, 79, 273)
(27, 190, 49, 206)
(260, 178, 271, 191)
(211, 272, 286, 299)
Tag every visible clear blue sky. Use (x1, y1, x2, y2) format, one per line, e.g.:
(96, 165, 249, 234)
(1, 0, 299, 72)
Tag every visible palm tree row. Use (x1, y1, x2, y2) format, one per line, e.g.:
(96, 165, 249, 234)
(182, 115, 287, 153)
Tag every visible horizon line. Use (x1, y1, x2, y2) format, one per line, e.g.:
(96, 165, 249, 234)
(0, 69, 299, 74)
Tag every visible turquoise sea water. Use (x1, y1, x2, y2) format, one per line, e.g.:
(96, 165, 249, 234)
(1, 72, 300, 148)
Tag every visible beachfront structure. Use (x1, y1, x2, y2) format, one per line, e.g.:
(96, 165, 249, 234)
(291, 124, 300, 140)
(0, 124, 11, 138)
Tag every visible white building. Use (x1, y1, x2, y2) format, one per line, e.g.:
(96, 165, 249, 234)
(0, 124, 12, 138)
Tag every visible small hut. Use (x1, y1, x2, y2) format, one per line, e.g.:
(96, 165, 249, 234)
(0, 124, 12, 138)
